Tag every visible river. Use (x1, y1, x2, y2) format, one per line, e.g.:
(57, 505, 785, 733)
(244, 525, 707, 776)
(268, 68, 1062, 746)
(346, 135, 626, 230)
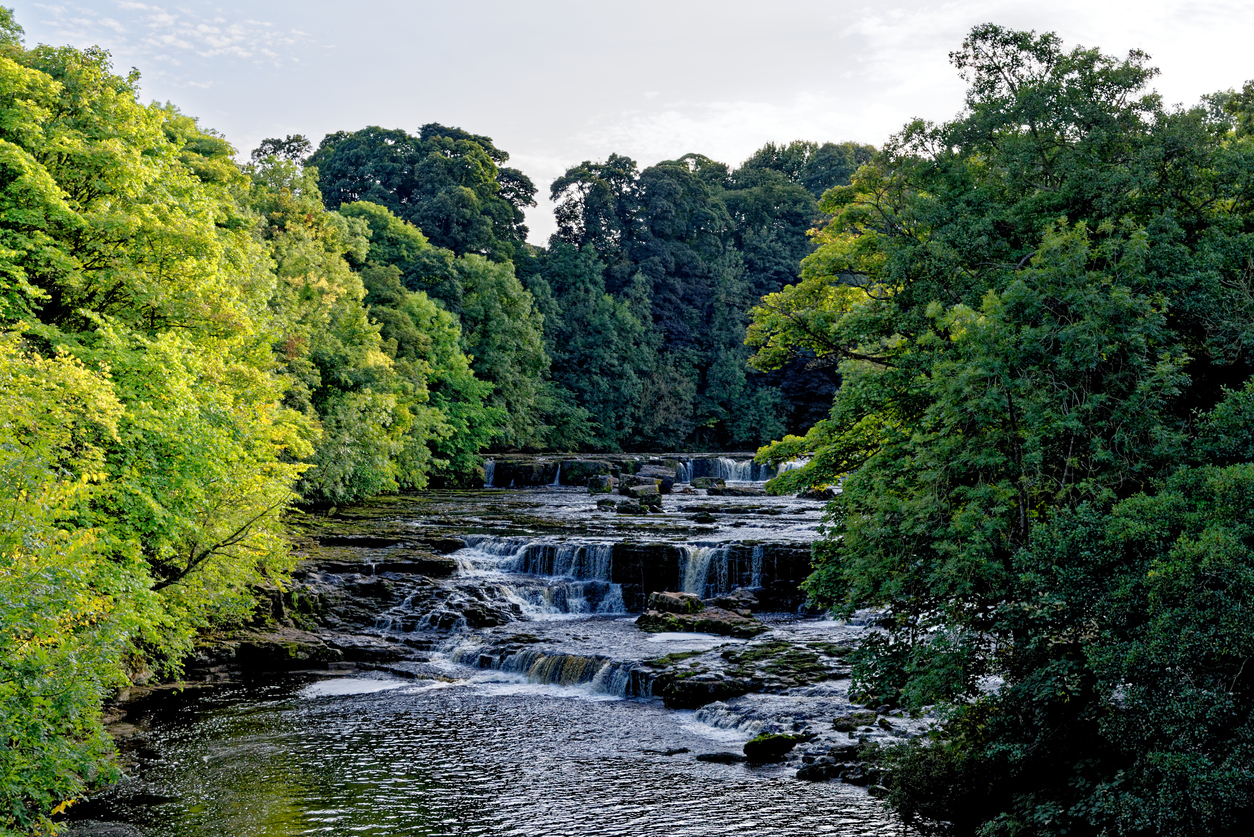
(66, 457, 917, 837)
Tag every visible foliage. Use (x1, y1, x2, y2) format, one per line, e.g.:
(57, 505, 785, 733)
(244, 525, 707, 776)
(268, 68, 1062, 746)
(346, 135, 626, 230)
(310, 123, 536, 262)
(747, 22, 1254, 836)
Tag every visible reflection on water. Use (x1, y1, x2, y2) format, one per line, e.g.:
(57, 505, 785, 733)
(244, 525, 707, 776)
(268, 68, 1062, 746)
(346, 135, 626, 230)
(75, 673, 904, 837)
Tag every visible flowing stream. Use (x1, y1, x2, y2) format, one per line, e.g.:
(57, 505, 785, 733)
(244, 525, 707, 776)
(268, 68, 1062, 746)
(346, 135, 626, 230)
(67, 465, 913, 837)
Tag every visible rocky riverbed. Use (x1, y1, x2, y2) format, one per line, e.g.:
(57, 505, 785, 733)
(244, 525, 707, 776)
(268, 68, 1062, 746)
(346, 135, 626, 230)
(68, 458, 920, 836)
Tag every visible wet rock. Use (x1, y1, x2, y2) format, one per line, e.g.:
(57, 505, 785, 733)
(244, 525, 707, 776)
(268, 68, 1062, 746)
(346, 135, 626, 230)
(691, 512, 717, 524)
(636, 464, 676, 494)
(561, 459, 612, 486)
(833, 711, 878, 732)
(798, 486, 839, 501)
(595, 498, 618, 510)
(743, 732, 804, 763)
(695, 752, 748, 764)
(416, 537, 467, 554)
(691, 477, 725, 490)
(635, 606, 767, 638)
(619, 482, 660, 500)
(647, 591, 705, 614)
(707, 485, 766, 497)
(229, 629, 344, 671)
(841, 765, 878, 786)
(609, 543, 687, 612)
(615, 500, 644, 515)
(588, 475, 617, 494)
(326, 635, 408, 663)
(709, 588, 758, 611)
(461, 600, 520, 628)
(317, 534, 408, 548)
(877, 717, 894, 730)
(796, 762, 842, 782)
(652, 673, 757, 709)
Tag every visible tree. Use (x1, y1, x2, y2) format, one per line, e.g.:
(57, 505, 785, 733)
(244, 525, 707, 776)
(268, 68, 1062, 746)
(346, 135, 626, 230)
(310, 123, 536, 261)
(745, 23, 1254, 836)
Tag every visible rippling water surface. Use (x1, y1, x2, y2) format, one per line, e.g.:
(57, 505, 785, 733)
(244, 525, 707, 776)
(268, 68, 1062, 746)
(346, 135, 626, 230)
(81, 671, 904, 837)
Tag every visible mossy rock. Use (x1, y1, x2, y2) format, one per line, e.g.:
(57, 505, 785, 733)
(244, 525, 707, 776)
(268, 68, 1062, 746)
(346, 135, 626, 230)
(691, 477, 725, 489)
(832, 711, 878, 732)
(744, 732, 804, 763)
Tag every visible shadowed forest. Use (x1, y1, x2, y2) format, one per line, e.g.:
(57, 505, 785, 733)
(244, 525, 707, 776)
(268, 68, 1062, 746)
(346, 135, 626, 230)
(4, 4, 1254, 835)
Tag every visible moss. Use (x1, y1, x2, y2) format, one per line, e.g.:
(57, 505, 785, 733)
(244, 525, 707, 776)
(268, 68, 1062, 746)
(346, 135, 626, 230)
(643, 649, 708, 667)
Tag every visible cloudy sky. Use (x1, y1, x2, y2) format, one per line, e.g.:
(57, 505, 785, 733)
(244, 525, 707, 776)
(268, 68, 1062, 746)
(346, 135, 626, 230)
(10, 1, 1254, 242)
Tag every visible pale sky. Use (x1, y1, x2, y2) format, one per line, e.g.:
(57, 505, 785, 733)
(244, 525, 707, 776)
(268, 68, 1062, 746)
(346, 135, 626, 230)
(11, 1, 1254, 243)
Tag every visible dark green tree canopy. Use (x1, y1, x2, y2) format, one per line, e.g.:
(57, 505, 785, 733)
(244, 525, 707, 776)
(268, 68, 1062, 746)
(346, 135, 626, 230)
(310, 123, 537, 261)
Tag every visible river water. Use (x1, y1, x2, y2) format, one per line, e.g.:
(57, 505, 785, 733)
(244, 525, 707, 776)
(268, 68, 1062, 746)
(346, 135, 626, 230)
(68, 466, 912, 837)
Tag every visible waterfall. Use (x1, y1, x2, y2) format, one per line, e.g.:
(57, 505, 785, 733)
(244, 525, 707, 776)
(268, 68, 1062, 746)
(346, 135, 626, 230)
(508, 542, 615, 580)
(447, 641, 648, 697)
(751, 544, 764, 589)
(681, 545, 732, 597)
(451, 537, 625, 617)
(714, 457, 755, 481)
(550, 462, 562, 486)
(483, 459, 496, 488)
(677, 459, 694, 484)
(774, 458, 808, 474)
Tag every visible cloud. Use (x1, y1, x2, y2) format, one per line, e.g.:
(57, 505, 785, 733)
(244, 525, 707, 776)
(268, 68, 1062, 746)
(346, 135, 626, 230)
(31, 1, 316, 67)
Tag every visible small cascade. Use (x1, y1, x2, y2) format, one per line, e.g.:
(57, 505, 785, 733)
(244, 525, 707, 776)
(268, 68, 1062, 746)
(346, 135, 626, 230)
(677, 459, 695, 484)
(714, 457, 755, 482)
(750, 544, 764, 589)
(483, 459, 496, 488)
(681, 545, 732, 598)
(447, 640, 649, 697)
(550, 462, 562, 486)
(509, 542, 614, 580)
(450, 536, 626, 617)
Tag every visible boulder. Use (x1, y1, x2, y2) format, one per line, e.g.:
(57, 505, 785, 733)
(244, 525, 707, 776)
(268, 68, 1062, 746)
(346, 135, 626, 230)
(709, 587, 759, 611)
(832, 710, 878, 732)
(635, 605, 767, 638)
(647, 591, 705, 614)
(691, 477, 726, 490)
(743, 732, 804, 763)
(796, 762, 842, 782)
(652, 673, 756, 708)
(636, 464, 676, 494)
(588, 475, 617, 494)
(615, 500, 645, 515)
(595, 498, 618, 510)
(619, 481, 658, 497)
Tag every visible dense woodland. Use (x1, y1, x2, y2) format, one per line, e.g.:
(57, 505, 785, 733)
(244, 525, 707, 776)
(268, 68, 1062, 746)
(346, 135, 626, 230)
(2, 4, 1254, 835)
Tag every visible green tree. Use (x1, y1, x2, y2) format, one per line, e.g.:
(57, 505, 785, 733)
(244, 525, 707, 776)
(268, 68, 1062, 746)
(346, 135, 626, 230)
(311, 123, 536, 262)
(747, 23, 1254, 836)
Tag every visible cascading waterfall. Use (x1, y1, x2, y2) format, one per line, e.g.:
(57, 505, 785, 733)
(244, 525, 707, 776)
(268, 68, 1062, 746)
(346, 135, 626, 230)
(550, 463, 562, 486)
(446, 640, 648, 697)
(751, 544, 764, 589)
(455, 536, 626, 617)
(677, 459, 695, 484)
(714, 457, 755, 482)
(483, 459, 496, 488)
(774, 458, 808, 475)
(509, 542, 614, 579)
(681, 545, 732, 598)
